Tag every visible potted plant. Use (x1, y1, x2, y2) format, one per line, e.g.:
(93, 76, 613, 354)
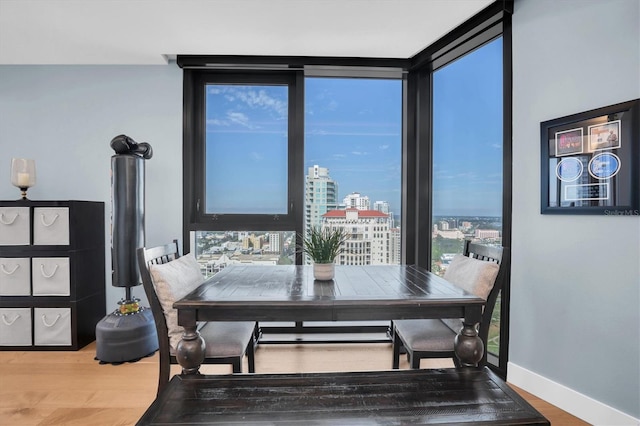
(301, 226, 348, 280)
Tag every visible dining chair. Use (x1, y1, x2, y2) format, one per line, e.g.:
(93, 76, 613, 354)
(392, 240, 509, 369)
(137, 240, 257, 395)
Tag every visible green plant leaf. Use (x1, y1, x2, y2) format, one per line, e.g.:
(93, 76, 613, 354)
(299, 226, 348, 263)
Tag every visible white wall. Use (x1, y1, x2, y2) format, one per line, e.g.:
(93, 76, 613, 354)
(511, 0, 640, 422)
(0, 65, 184, 308)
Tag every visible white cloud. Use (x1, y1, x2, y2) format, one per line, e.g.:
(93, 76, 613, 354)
(226, 111, 251, 128)
(234, 88, 287, 118)
(206, 118, 229, 127)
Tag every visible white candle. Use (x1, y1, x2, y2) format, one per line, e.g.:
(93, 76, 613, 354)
(17, 172, 30, 187)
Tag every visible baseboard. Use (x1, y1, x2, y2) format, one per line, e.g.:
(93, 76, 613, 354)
(507, 362, 639, 425)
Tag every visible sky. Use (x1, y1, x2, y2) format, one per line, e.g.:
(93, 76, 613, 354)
(432, 37, 503, 217)
(204, 36, 503, 219)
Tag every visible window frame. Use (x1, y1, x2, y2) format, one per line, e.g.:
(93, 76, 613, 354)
(406, 1, 513, 377)
(183, 70, 304, 234)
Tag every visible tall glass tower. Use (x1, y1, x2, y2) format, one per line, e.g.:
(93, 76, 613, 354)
(305, 165, 339, 236)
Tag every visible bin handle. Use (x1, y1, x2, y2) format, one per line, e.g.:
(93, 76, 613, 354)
(41, 314, 61, 327)
(1, 264, 20, 275)
(1, 314, 20, 326)
(0, 213, 19, 225)
(40, 263, 59, 278)
(40, 213, 59, 227)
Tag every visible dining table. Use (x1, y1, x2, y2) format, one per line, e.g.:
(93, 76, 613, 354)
(173, 264, 486, 374)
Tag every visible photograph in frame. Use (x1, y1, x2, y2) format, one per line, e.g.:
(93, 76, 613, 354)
(588, 120, 621, 152)
(555, 128, 583, 156)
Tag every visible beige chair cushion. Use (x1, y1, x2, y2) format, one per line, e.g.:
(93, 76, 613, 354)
(441, 254, 500, 333)
(444, 254, 499, 300)
(149, 253, 204, 350)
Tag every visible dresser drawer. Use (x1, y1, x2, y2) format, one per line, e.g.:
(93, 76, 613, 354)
(32, 257, 70, 296)
(33, 207, 70, 245)
(34, 307, 71, 346)
(0, 257, 31, 296)
(0, 207, 30, 245)
(0, 307, 32, 346)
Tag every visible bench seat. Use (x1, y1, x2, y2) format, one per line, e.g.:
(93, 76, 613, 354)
(137, 367, 549, 425)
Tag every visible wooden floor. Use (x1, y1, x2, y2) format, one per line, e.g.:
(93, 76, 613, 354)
(0, 341, 589, 425)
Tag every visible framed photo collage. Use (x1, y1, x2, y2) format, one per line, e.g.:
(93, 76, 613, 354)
(540, 99, 639, 215)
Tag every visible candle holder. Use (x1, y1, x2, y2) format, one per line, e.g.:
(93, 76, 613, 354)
(10, 158, 36, 200)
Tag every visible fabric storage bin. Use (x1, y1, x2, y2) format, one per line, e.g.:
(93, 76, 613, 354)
(32, 257, 70, 296)
(0, 307, 32, 346)
(0, 207, 30, 245)
(33, 207, 69, 245)
(0, 258, 31, 296)
(34, 307, 71, 346)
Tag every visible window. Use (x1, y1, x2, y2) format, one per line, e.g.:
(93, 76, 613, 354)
(184, 70, 403, 270)
(431, 37, 504, 360)
(204, 83, 289, 215)
(180, 0, 511, 375)
(183, 71, 302, 234)
(304, 77, 402, 265)
(407, 3, 512, 376)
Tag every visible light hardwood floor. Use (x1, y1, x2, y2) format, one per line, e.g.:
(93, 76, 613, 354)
(0, 341, 589, 425)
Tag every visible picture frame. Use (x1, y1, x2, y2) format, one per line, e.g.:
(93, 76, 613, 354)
(540, 99, 639, 215)
(555, 127, 583, 156)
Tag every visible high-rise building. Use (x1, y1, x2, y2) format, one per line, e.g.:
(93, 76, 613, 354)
(373, 200, 390, 214)
(389, 227, 401, 264)
(374, 200, 394, 228)
(242, 233, 263, 250)
(322, 208, 392, 265)
(343, 192, 370, 210)
(305, 165, 339, 235)
(268, 232, 282, 254)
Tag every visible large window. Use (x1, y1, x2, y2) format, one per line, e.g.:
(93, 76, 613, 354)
(305, 77, 402, 265)
(431, 37, 504, 361)
(180, 0, 511, 376)
(184, 73, 403, 271)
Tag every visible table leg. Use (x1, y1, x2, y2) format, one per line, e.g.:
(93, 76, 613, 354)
(454, 322, 483, 367)
(175, 325, 205, 375)
(454, 305, 483, 367)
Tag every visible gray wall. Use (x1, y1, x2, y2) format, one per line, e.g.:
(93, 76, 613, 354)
(511, 0, 639, 419)
(1, 0, 638, 419)
(0, 65, 184, 308)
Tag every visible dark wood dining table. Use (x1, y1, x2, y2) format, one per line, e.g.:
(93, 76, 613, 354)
(173, 264, 486, 374)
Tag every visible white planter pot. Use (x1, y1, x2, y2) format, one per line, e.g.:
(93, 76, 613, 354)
(313, 263, 335, 281)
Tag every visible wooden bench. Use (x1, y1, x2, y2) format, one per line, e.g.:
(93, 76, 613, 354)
(137, 367, 550, 425)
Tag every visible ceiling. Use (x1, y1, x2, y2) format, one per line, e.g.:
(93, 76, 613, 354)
(0, 0, 494, 65)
